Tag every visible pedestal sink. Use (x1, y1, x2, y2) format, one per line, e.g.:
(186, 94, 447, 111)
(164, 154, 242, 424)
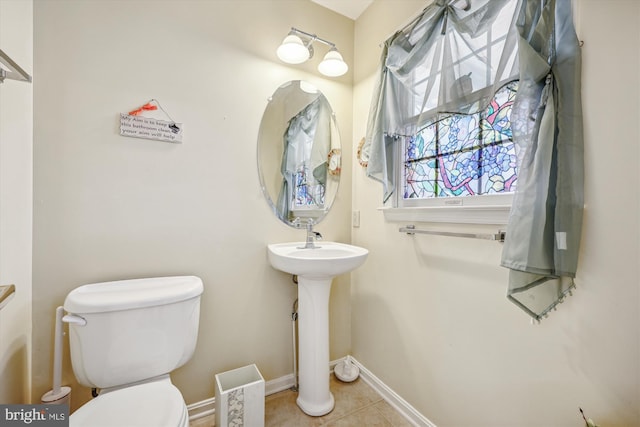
(267, 242, 368, 416)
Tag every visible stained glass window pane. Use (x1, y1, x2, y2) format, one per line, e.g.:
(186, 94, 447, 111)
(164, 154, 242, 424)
(437, 150, 481, 197)
(406, 124, 437, 160)
(405, 158, 437, 199)
(482, 82, 517, 145)
(293, 167, 325, 208)
(437, 114, 481, 155)
(480, 142, 517, 194)
(402, 81, 518, 200)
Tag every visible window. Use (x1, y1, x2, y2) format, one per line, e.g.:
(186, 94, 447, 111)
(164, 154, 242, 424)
(293, 166, 325, 209)
(386, 4, 520, 223)
(385, 82, 518, 224)
(402, 81, 518, 201)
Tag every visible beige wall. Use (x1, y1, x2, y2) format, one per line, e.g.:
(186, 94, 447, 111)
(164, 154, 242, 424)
(12, 0, 640, 424)
(32, 0, 353, 409)
(352, 1, 640, 426)
(0, 0, 33, 404)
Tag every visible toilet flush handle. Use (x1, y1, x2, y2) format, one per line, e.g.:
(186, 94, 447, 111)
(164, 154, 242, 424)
(62, 314, 87, 326)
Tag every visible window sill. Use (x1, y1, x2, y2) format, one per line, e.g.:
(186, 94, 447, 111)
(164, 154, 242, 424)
(380, 204, 511, 225)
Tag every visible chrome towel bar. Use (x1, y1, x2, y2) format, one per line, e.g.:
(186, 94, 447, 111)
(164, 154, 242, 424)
(399, 225, 506, 242)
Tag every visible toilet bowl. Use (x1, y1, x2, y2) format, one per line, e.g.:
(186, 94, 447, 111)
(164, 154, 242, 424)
(69, 376, 189, 427)
(62, 276, 203, 427)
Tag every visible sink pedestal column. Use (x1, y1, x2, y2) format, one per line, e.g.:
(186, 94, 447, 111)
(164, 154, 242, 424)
(296, 276, 334, 416)
(267, 241, 368, 416)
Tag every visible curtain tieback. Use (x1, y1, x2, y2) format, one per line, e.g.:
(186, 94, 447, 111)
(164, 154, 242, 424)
(538, 73, 553, 110)
(441, 8, 449, 35)
(440, 0, 471, 35)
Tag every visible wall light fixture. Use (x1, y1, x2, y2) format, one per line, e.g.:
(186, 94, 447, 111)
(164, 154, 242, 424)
(276, 27, 348, 77)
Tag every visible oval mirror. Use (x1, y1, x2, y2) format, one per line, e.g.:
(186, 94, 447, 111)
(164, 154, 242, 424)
(257, 81, 341, 227)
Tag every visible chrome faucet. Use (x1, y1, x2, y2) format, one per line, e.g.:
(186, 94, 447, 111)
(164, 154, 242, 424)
(303, 220, 322, 249)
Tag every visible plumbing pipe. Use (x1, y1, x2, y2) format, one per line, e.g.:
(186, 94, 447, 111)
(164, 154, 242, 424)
(291, 299, 299, 392)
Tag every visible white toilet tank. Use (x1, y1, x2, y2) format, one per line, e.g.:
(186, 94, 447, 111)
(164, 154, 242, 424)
(63, 276, 203, 390)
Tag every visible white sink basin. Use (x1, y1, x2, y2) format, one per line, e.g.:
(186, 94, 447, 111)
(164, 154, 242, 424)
(267, 242, 368, 278)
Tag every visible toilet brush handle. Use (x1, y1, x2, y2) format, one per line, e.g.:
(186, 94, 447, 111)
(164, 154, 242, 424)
(52, 307, 64, 393)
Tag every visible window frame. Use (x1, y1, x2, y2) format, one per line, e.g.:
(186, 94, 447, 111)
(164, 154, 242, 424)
(384, 81, 517, 226)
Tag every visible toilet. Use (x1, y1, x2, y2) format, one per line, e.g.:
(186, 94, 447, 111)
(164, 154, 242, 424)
(62, 276, 204, 427)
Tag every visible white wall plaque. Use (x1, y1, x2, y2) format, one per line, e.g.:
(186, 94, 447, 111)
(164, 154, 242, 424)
(119, 113, 183, 143)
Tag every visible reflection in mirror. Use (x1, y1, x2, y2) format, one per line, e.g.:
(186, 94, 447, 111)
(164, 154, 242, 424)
(258, 81, 341, 227)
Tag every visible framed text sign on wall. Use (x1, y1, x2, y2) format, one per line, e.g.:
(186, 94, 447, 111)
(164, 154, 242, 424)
(119, 99, 183, 143)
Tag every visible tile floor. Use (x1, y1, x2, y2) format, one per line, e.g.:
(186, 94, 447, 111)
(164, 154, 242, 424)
(190, 375, 412, 426)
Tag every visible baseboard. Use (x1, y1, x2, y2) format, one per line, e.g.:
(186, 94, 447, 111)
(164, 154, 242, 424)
(187, 357, 436, 427)
(187, 373, 298, 422)
(187, 396, 216, 421)
(349, 357, 437, 427)
(265, 373, 296, 395)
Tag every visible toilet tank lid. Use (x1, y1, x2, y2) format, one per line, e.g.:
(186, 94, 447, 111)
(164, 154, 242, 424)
(64, 276, 203, 314)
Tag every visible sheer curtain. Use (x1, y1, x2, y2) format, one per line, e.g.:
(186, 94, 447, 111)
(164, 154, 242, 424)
(364, 0, 520, 202)
(502, 0, 583, 320)
(277, 95, 332, 221)
(363, 0, 583, 320)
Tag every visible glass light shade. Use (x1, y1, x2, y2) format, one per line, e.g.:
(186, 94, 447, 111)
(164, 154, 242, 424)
(318, 48, 348, 77)
(277, 35, 310, 64)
